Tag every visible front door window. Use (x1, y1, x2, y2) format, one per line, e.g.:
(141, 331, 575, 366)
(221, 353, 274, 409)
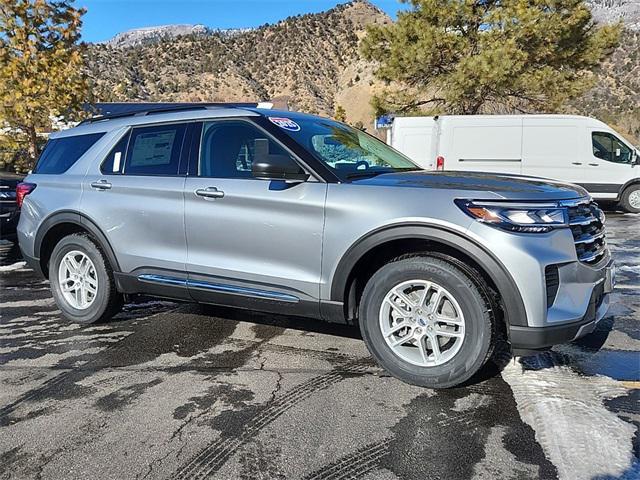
(592, 132, 633, 164)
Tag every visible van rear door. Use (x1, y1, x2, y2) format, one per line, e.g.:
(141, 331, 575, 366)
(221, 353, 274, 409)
(521, 117, 583, 183)
(443, 117, 522, 174)
(390, 117, 435, 169)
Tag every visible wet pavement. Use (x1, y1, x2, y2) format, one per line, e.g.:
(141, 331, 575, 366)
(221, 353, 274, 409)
(0, 212, 638, 480)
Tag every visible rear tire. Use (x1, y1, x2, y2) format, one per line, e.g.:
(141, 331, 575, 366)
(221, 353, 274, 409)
(359, 255, 495, 388)
(620, 184, 640, 214)
(49, 233, 123, 324)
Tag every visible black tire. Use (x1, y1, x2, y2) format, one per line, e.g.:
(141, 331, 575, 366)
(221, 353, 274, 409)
(620, 184, 640, 214)
(359, 255, 495, 388)
(49, 233, 123, 324)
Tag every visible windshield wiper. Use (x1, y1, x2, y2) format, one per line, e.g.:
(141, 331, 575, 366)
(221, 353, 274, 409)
(345, 170, 387, 180)
(345, 167, 420, 181)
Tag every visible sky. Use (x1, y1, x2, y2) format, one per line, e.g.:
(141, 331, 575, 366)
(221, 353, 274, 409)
(78, 0, 408, 43)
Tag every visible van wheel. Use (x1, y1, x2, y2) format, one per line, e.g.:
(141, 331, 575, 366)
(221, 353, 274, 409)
(359, 255, 495, 388)
(49, 233, 123, 324)
(620, 184, 640, 214)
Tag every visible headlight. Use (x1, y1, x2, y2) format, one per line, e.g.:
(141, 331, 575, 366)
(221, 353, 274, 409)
(455, 200, 568, 233)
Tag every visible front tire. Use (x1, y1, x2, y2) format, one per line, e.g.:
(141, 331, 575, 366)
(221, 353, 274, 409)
(49, 233, 123, 324)
(620, 184, 640, 214)
(359, 255, 495, 388)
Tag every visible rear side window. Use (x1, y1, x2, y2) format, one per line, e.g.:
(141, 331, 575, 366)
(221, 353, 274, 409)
(123, 124, 186, 176)
(101, 132, 131, 175)
(34, 133, 105, 174)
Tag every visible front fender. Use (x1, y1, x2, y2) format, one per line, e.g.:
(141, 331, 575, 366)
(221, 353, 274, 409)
(329, 223, 528, 328)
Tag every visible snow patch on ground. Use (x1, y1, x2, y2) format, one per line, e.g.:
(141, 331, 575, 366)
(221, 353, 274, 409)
(619, 265, 640, 274)
(0, 297, 55, 309)
(502, 360, 637, 480)
(0, 261, 26, 272)
(452, 393, 491, 412)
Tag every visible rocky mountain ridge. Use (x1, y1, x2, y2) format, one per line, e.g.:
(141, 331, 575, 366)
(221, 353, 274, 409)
(85, 0, 640, 141)
(587, 0, 640, 30)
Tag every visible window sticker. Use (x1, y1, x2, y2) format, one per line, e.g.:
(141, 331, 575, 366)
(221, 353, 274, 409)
(268, 117, 301, 132)
(130, 131, 176, 166)
(113, 151, 122, 173)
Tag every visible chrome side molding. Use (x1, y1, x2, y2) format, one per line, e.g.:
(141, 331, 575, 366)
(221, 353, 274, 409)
(138, 274, 299, 303)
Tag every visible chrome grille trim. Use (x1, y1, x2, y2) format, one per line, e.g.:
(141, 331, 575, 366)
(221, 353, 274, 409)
(564, 199, 608, 265)
(574, 231, 606, 245)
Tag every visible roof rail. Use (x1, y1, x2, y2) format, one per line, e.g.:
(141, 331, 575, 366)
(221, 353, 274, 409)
(79, 102, 269, 125)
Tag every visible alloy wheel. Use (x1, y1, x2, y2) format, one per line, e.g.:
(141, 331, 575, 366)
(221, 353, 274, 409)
(58, 250, 98, 310)
(378, 279, 465, 367)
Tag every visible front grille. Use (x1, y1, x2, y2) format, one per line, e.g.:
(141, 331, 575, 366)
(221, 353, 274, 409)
(566, 200, 608, 265)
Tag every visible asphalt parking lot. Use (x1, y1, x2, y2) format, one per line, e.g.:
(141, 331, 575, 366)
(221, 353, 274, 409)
(0, 212, 638, 480)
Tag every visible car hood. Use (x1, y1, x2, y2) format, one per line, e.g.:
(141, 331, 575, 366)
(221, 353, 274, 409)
(351, 170, 588, 201)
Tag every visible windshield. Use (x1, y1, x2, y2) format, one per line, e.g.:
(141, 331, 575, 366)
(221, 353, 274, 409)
(273, 116, 419, 180)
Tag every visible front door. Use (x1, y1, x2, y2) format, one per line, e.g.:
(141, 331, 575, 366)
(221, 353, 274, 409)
(584, 130, 636, 198)
(184, 119, 326, 314)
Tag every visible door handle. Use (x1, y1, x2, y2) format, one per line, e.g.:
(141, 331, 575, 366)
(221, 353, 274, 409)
(571, 162, 582, 166)
(195, 187, 225, 199)
(588, 163, 599, 167)
(91, 180, 112, 190)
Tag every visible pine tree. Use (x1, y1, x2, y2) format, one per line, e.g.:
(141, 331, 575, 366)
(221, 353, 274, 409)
(335, 104, 347, 122)
(0, 0, 89, 169)
(361, 0, 621, 115)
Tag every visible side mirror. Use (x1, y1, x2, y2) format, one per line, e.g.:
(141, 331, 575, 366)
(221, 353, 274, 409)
(252, 155, 309, 181)
(633, 149, 639, 165)
(251, 139, 309, 182)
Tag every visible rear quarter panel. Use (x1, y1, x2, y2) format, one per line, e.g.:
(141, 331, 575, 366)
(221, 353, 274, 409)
(16, 173, 85, 258)
(16, 131, 118, 259)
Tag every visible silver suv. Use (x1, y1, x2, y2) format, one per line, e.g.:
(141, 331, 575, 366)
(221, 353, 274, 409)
(17, 105, 615, 388)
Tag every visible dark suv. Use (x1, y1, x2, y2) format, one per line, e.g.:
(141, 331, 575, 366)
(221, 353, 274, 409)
(1, 171, 24, 240)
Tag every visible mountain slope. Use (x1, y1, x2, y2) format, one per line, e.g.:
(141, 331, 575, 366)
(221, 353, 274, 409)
(85, 0, 639, 140)
(86, 0, 390, 125)
(587, 0, 640, 31)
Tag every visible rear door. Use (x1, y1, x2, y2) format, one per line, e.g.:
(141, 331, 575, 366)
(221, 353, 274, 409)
(391, 118, 435, 169)
(81, 122, 189, 277)
(183, 118, 326, 312)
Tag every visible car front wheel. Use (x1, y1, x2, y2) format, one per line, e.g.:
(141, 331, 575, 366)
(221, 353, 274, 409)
(359, 255, 495, 388)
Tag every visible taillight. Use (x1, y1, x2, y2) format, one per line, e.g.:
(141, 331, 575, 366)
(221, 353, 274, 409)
(436, 156, 445, 171)
(16, 182, 36, 208)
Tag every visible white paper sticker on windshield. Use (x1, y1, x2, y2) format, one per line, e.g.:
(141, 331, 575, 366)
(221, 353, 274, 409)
(269, 117, 301, 132)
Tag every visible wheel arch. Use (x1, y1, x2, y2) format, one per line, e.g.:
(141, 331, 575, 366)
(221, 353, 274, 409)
(329, 224, 528, 328)
(34, 211, 121, 278)
(620, 178, 640, 196)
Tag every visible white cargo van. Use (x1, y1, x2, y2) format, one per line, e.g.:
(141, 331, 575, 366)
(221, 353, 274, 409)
(387, 115, 640, 212)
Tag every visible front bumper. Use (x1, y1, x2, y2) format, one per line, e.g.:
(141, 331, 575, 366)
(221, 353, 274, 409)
(509, 259, 613, 351)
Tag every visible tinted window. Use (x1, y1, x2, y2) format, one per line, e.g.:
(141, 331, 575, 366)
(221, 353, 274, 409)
(101, 132, 130, 175)
(34, 133, 105, 174)
(592, 132, 633, 164)
(124, 124, 186, 176)
(199, 121, 295, 178)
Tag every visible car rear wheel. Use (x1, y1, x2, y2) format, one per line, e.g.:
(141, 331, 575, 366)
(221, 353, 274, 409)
(49, 233, 123, 324)
(359, 255, 495, 388)
(620, 184, 640, 214)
